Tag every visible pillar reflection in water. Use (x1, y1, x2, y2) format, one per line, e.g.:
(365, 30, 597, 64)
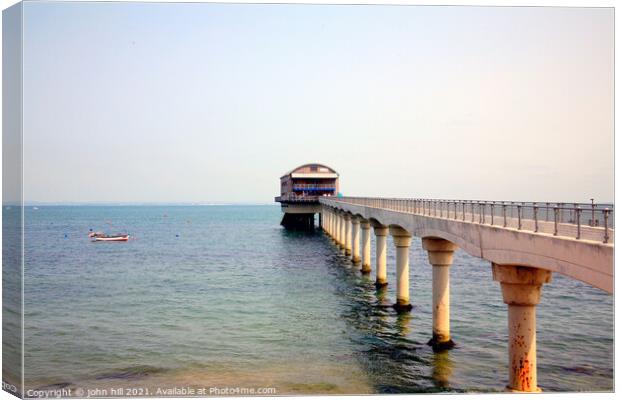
(395, 312, 412, 337)
(375, 284, 392, 308)
(432, 350, 454, 389)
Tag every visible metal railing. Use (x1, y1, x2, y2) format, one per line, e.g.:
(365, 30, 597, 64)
(320, 197, 614, 244)
(292, 184, 336, 190)
(276, 193, 336, 203)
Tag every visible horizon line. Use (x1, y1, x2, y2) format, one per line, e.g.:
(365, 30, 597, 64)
(8, 201, 280, 207)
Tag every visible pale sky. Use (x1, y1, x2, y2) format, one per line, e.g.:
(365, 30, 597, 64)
(19, 2, 613, 203)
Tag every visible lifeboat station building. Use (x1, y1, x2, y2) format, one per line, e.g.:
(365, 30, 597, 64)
(275, 163, 339, 229)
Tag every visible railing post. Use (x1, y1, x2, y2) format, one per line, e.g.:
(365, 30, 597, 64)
(503, 204, 507, 227)
(576, 207, 581, 239)
(471, 203, 475, 223)
(534, 205, 538, 232)
(517, 205, 522, 230)
(462, 202, 465, 221)
(604, 209, 610, 243)
(490, 204, 494, 225)
(573, 203, 579, 224)
(554, 207, 559, 236)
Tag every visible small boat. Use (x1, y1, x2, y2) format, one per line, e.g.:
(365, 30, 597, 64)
(89, 232, 129, 242)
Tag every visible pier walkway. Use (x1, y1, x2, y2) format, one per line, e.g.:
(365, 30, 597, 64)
(318, 196, 613, 392)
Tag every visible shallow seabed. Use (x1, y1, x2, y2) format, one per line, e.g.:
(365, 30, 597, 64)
(20, 206, 613, 395)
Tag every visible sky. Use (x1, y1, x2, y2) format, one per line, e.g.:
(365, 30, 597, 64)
(17, 2, 614, 203)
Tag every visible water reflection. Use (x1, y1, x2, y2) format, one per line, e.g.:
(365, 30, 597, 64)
(375, 285, 392, 308)
(395, 312, 412, 337)
(431, 350, 453, 389)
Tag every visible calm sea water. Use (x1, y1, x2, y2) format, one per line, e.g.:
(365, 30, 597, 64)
(17, 205, 613, 394)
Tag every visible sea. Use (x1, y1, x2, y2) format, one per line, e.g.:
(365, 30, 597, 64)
(4, 205, 614, 395)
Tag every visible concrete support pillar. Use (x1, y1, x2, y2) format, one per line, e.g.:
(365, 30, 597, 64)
(390, 227, 412, 311)
(422, 237, 458, 350)
(351, 217, 361, 264)
(340, 213, 346, 249)
(326, 211, 331, 236)
(333, 213, 339, 244)
(492, 264, 552, 392)
(325, 211, 329, 236)
(360, 220, 371, 273)
(373, 225, 388, 287)
(334, 213, 340, 244)
(344, 214, 352, 256)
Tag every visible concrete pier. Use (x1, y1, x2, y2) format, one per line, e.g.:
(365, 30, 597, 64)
(373, 225, 388, 287)
(422, 238, 458, 350)
(317, 195, 613, 390)
(390, 226, 413, 311)
(492, 264, 552, 392)
(280, 213, 315, 230)
(351, 216, 361, 264)
(360, 219, 372, 273)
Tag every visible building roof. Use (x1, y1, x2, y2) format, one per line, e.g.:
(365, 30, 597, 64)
(280, 163, 339, 179)
(291, 173, 339, 179)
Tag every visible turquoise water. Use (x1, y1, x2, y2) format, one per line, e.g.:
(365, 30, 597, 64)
(16, 205, 613, 394)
